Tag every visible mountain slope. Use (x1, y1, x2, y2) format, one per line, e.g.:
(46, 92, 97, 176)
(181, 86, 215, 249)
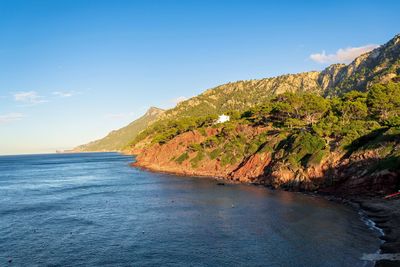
(162, 34, 400, 120)
(79, 34, 400, 152)
(132, 82, 400, 195)
(131, 34, 400, 196)
(164, 72, 322, 118)
(74, 107, 164, 152)
(321, 34, 400, 95)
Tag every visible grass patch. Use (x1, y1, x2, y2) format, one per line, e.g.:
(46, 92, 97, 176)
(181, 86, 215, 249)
(175, 152, 189, 164)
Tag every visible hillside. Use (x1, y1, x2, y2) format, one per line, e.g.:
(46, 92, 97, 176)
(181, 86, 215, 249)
(131, 34, 400, 196)
(321, 34, 400, 95)
(132, 83, 400, 195)
(79, 34, 400, 153)
(74, 107, 164, 152)
(161, 34, 400, 119)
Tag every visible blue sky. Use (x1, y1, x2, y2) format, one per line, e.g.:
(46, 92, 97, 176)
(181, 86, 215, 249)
(0, 0, 399, 155)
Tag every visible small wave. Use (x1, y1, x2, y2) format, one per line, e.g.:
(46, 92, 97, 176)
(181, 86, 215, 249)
(0, 203, 60, 216)
(44, 216, 98, 227)
(358, 210, 385, 237)
(49, 183, 111, 194)
(361, 253, 400, 261)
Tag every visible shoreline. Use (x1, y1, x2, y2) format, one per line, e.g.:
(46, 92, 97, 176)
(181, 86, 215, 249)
(353, 198, 400, 266)
(319, 195, 400, 267)
(132, 158, 400, 266)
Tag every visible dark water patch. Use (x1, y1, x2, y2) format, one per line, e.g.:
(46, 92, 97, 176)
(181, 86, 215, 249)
(0, 203, 62, 216)
(43, 216, 99, 227)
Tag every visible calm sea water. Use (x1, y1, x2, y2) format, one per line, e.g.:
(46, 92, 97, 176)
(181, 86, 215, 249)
(0, 153, 380, 266)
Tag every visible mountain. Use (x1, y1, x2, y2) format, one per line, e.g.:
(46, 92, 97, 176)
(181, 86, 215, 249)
(78, 34, 400, 152)
(320, 34, 400, 95)
(131, 34, 400, 196)
(74, 107, 164, 152)
(162, 34, 400, 119)
(132, 81, 400, 195)
(164, 72, 322, 118)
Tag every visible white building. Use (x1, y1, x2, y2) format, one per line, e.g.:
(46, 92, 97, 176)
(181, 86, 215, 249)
(216, 114, 230, 124)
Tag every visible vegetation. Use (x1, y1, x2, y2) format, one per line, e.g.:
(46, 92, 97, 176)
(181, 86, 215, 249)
(134, 115, 217, 145)
(75, 107, 164, 152)
(79, 35, 400, 157)
(132, 82, 400, 173)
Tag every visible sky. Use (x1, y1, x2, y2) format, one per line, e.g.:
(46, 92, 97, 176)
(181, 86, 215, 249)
(0, 0, 399, 155)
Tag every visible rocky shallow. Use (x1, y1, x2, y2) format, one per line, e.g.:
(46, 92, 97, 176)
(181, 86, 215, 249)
(355, 198, 400, 267)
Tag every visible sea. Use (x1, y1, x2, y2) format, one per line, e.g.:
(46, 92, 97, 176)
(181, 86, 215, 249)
(0, 152, 381, 266)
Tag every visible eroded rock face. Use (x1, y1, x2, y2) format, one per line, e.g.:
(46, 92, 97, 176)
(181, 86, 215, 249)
(132, 125, 399, 196)
(324, 152, 400, 196)
(133, 129, 241, 178)
(230, 153, 272, 183)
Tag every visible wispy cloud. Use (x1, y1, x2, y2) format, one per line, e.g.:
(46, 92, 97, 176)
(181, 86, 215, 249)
(14, 91, 46, 105)
(172, 96, 187, 105)
(0, 113, 24, 124)
(310, 44, 379, 64)
(52, 90, 80, 98)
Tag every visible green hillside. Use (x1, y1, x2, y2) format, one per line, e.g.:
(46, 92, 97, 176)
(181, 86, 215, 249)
(164, 34, 400, 119)
(133, 82, 400, 193)
(80, 34, 400, 152)
(131, 34, 400, 146)
(74, 107, 164, 152)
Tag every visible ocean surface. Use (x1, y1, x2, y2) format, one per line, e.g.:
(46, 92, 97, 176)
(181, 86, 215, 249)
(0, 153, 381, 266)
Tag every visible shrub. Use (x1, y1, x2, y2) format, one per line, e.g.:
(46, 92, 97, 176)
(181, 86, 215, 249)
(190, 151, 205, 168)
(175, 152, 189, 164)
(209, 148, 222, 160)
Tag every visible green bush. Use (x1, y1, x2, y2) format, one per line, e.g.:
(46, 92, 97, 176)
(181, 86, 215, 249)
(285, 132, 326, 168)
(190, 151, 205, 168)
(209, 148, 222, 160)
(175, 152, 189, 164)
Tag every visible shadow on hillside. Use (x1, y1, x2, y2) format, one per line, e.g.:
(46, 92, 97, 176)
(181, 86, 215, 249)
(250, 127, 400, 196)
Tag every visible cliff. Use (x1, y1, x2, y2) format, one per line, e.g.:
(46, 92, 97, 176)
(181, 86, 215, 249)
(133, 124, 399, 196)
(131, 78, 400, 196)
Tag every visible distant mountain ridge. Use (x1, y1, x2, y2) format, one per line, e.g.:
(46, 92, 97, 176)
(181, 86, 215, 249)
(74, 107, 164, 152)
(320, 34, 400, 95)
(164, 34, 400, 118)
(76, 34, 400, 152)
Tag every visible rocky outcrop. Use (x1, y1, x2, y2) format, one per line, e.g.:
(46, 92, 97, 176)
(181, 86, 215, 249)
(322, 34, 400, 95)
(133, 127, 257, 180)
(229, 153, 272, 182)
(132, 124, 400, 197)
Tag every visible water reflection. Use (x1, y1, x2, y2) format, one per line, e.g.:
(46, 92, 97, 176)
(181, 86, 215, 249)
(0, 153, 380, 266)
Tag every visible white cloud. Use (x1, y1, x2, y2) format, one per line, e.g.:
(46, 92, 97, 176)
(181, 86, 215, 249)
(172, 96, 187, 104)
(52, 90, 80, 98)
(14, 91, 46, 105)
(0, 113, 24, 124)
(310, 44, 379, 64)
